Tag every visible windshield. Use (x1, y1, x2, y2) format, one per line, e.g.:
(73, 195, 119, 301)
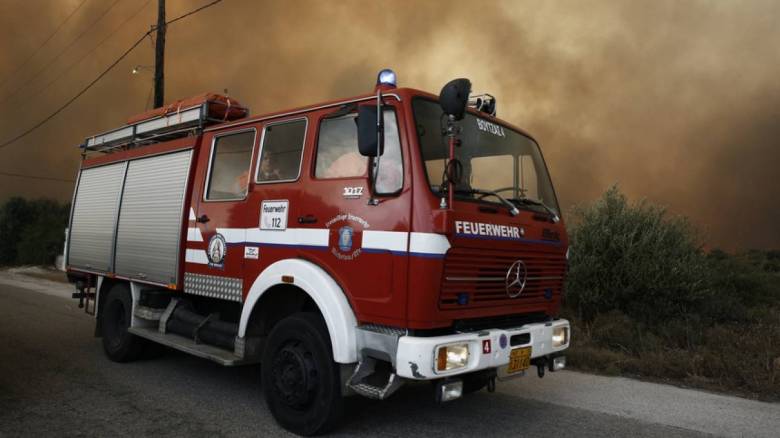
(413, 98, 560, 215)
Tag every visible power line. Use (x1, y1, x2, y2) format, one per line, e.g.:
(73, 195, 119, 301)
(17, 0, 153, 111)
(0, 171, 75, 183)
(0, 0, 123, 105)
(0, 0, 90, 92)
(164, 0, 223, 26)
(0, 32, 149, 150)
(0, 0, 224, 150)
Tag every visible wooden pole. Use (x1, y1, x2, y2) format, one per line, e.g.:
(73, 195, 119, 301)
(153, 0, 166, 108)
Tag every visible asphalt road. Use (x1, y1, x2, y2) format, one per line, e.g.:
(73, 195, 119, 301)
(1, 274, 778, 437)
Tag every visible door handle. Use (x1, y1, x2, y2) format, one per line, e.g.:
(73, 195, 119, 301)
(196, 214, 210, 223)
(297, 215, 317, 224)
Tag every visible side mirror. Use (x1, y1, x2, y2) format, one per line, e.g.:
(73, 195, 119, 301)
(445, 159, 463, 185)
(357, 105, 384, 157)
(439, 78, 472, 121)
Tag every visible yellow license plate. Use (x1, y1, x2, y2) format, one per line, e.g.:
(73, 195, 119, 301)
(507, 346, 532, 374)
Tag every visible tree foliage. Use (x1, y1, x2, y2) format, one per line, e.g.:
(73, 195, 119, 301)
(564, 186, 780, 399)
(0, 198, 69, 266)
(566, 186, 709, 323)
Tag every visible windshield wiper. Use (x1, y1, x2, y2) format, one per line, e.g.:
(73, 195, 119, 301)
(455, 189, 520, 216)
(513, 197, 560, 223)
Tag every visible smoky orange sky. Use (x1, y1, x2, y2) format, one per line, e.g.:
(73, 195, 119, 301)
(1, 0, 778, 251)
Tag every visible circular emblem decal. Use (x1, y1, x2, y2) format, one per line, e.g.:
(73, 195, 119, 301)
(325, 214, 365, 261)
(505, 259, 528, 298)
(207, 233, 227, 266)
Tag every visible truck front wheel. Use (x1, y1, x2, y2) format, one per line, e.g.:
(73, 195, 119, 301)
(101, 283, 145, 362)
(261, 312, 343, 436)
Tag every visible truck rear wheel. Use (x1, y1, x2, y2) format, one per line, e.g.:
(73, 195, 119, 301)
(101, 283, 145, 362)
(261, 312, 343, 436)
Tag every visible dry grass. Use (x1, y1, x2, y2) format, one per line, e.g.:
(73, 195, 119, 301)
(564, 311, 780, 401)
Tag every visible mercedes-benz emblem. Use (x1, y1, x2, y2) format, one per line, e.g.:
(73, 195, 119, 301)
(505, 259, 528, 298)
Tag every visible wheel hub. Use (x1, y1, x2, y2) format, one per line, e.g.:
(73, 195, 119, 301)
(271, 341, 318, 409)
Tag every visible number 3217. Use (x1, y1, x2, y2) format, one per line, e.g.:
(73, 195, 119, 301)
(343, 186, 363, 198)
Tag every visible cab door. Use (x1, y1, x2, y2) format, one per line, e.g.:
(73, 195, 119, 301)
(185, 128, 258, 303)
(297, 102, 411, 325)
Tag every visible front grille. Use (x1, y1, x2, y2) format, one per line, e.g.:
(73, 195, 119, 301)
(440, 247, 566, 309)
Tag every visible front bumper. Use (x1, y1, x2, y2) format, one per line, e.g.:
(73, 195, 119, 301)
(394, 319, 569, 380)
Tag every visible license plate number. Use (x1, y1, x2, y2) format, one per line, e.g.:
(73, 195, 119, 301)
(507, 346, 532, 374)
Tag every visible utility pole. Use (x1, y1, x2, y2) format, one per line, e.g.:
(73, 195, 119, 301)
(153, 0, 166, 108)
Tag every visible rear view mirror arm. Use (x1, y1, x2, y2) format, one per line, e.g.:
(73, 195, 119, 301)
(368, 89, 384, 206)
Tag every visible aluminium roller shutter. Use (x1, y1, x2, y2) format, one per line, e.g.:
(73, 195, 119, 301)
(67, 162, 126, 272)
(114, 150, 193, 285)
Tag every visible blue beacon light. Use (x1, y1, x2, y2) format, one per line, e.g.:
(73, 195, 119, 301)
(376, 69, 397, 88)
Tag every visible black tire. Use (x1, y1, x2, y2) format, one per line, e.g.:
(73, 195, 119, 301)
(101, 283, 146, 362)
(261, 312, 343, 436)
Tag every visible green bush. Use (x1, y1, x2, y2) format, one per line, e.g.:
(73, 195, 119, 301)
(566, 186, 709, 324)
(0, 197, 70, 266)
(0, 197, 34, 265)
(703, 251, 780, 323)
(563, 186, 780, 399)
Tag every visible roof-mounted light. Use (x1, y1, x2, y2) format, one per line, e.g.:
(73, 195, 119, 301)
(376, 68, 397, 89)
(439, 78, 472, 121)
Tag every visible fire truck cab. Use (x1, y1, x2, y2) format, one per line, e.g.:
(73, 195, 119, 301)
(66, 70, 570, 435)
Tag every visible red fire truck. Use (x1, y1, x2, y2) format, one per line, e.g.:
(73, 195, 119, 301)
(66, 70, 570, 435)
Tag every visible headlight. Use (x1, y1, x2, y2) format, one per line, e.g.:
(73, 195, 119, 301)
(436, 343, 470, 372)
(552, 326, 569, 348)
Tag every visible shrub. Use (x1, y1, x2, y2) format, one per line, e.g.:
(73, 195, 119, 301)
(15, 200, 70, 265)
(564, 186, 780, 399)
(566, 186, 709, 324)
(589, 310, 642, 354)
(0, 197, 34, 265)
(0, 198, 70, 266)
(701, 252, 778, 323)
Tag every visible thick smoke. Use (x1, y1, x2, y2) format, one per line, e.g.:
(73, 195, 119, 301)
(0, 0, 778, 250)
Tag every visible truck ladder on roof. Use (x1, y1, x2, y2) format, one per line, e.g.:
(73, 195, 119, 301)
(81, 99, 246, 154)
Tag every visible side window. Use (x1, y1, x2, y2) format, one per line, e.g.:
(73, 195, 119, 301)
(314, 109, 403, 194)
(376, 110, 403, 194)
(256, 119, 306, 182)
(205, 130, 255, 200)
(315, 114, 367, 179)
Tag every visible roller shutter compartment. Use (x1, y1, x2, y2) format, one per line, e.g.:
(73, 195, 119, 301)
(67, 162, 126, 272)
(114, 150, 192, 285)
